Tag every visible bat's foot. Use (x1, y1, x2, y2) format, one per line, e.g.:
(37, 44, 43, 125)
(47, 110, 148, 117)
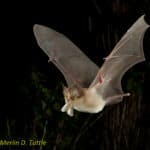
(106, 92, 131, 105)
(124, 93, 131, 97)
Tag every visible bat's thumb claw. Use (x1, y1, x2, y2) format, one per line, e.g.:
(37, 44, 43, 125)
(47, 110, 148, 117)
(48, 58, 53, 63)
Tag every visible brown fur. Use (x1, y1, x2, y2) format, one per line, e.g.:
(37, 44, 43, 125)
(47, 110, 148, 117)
(63, 85, 85, 102)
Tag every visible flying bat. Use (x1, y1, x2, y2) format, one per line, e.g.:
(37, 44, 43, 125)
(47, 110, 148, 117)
(33, 15, 149, 117)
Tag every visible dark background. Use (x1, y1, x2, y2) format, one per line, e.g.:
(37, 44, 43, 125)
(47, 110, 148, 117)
(1, 0, 150, 150)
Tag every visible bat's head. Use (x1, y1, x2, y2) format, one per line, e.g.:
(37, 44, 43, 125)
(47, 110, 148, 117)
(63, 85, 84, 103)
(61, 85, 84, 116)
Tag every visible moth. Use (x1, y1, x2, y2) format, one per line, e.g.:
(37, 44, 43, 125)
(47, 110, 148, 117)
(33, 15, 149, 117)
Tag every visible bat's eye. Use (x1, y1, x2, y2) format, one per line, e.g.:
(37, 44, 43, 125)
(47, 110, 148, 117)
(64, 94, 73, 102)
(70, 96, 75, 101)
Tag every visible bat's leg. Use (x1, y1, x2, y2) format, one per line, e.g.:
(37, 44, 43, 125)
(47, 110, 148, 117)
(106, 93, 130, 105)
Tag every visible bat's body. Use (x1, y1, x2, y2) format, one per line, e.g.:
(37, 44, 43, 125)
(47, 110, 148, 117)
(33, 15, 149, 116)
(62, 83, 130, 116)
(62, 85, 105, 115)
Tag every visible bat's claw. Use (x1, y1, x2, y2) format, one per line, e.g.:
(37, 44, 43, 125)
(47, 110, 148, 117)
(48, 57, 57, 63)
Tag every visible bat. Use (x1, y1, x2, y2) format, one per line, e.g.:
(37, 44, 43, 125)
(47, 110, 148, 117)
(33, 15, 149, 117)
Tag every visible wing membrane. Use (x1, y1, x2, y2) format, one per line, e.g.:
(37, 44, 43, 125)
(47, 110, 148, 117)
(90, 15, 149, 101)
(33, 25, 99, 87)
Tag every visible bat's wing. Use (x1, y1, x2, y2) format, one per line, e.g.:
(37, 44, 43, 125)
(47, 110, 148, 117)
(33, 25, 99, 87)
(90, 15, 149, 103)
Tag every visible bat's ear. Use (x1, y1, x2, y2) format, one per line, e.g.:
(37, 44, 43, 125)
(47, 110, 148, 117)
(62, 83, 67, 92)
(61, 83, 65, 89)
